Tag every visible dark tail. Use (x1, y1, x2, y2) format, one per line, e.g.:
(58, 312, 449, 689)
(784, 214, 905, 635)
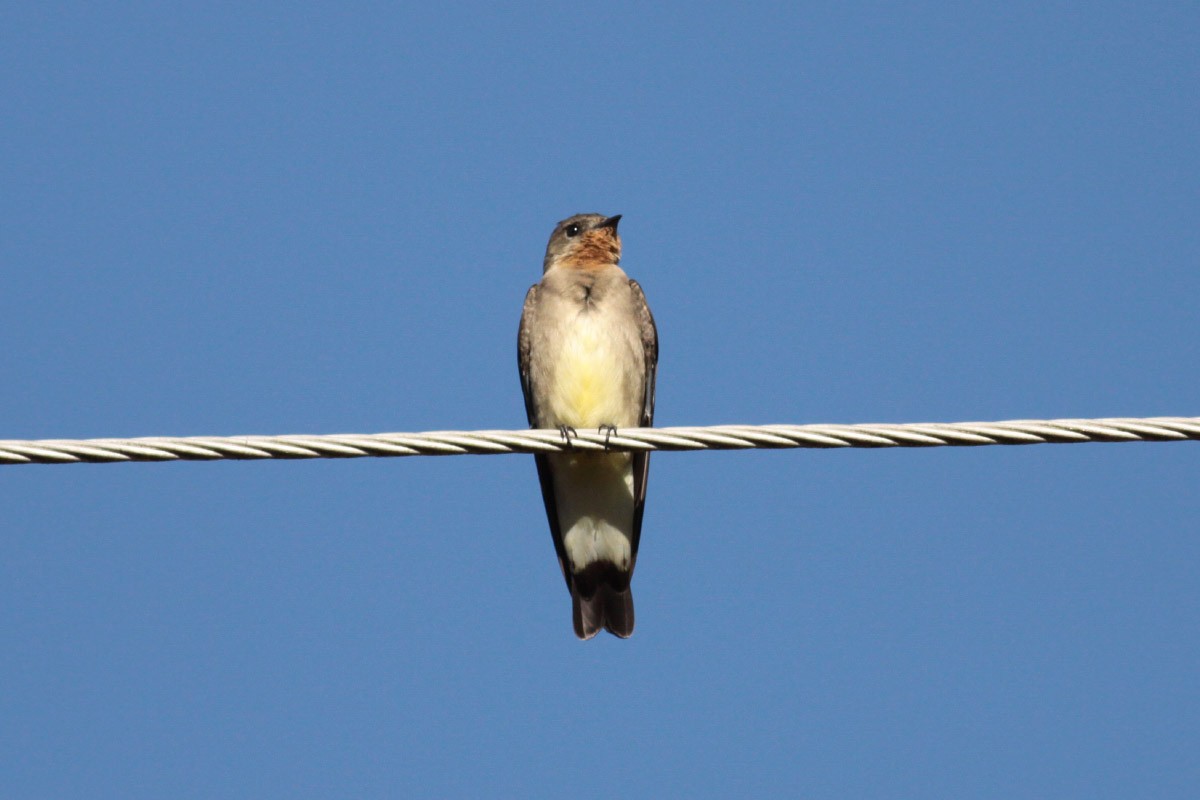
(571, 563, 634, 639)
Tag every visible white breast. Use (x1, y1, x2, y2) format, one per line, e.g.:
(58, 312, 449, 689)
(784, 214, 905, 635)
(546, 306, 639, 430)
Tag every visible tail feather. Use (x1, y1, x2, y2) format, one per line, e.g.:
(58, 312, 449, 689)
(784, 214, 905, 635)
(572, 591, 603, 640)
(571, 562, 634, 639)
(600, 583, 634, 638)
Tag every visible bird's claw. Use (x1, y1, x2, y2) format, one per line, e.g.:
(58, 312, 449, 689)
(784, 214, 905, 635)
(599, 424, 617, 450)
(558, 425, 578, 448)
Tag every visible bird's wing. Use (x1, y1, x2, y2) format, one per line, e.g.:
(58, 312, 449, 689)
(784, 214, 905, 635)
(518, 284, 570, 587)
(628, 279, 658, 559)
(517, 284, 541, 428)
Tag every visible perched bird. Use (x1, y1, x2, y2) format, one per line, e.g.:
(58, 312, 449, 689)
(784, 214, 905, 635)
(517, 213, 658, 639)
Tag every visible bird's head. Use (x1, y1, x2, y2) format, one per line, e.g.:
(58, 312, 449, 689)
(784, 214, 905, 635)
(542, 213, 622, 273)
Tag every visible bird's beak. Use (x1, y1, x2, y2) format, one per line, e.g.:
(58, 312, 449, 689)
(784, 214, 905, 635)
(598, 214, 622, 231)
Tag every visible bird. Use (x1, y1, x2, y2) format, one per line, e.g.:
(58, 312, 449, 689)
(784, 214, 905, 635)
(517, 213, 658, 639)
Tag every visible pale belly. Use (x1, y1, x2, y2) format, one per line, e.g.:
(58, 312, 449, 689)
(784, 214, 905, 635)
(538, 306, 642, 572)
(550, 450, 635, 571)
(545, 312, 639, 429)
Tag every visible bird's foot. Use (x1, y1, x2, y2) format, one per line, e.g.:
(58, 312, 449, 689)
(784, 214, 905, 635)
(558, 425, 578, 449)
(598, 424, 618, 450)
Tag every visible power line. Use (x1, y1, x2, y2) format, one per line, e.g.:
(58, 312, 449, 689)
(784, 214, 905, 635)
(0, 416, 1196, 466)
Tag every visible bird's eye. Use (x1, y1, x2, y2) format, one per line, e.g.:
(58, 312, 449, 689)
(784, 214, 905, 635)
(565, 224, 581, 238)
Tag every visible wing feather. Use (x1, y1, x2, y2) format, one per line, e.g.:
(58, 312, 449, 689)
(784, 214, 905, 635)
(518, 285, 571, 587)
(628, 279, 658, 559)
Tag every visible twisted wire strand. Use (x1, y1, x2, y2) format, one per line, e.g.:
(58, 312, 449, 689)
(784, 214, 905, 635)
(0, 416, 1197, 466)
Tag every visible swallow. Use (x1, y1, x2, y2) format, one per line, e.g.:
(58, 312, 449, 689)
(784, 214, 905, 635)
(518, 213, 658, 639)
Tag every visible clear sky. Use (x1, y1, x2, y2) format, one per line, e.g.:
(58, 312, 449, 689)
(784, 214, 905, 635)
(2, 3, 1197, 797)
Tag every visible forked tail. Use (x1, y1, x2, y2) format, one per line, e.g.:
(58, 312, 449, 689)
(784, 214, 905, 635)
(571, 562, 634, 639)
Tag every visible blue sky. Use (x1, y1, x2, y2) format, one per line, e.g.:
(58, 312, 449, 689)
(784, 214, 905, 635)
(2, 3, 1197, 797)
